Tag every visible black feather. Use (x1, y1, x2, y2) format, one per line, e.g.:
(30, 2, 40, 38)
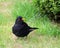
(12, 16, 38, 37)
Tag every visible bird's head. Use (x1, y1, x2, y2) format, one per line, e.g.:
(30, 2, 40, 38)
(17, 16, 23, 20)
(15, 16, 24, 24)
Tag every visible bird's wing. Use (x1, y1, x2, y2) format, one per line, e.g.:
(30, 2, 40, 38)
(12, 24, 24, 32)
(22, 22, 31, 29)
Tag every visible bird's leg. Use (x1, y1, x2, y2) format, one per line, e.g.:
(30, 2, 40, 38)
(23, 36, 27, 39)
(19, 37, 23, 40)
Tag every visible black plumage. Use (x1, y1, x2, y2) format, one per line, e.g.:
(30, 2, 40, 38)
(12, 16, 38, 37)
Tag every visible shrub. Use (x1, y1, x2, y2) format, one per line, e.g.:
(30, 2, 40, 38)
(33, 0, 60, 21)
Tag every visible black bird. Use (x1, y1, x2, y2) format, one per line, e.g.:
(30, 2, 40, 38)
(12, 16, 38, 37)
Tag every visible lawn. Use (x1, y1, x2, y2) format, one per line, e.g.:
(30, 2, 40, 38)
(0, 0, 60, 48)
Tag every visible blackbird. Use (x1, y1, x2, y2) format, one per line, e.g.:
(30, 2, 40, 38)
(12, 16, 38, 37)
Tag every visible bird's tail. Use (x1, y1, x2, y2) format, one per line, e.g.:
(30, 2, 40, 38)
(29, 27, 38, 32)
(31, 28, 38, 29)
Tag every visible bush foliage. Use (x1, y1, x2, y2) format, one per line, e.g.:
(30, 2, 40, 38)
(33, 0, 60, 20)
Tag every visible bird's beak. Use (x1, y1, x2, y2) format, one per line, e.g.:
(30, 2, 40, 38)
(22, 18, 25, 20)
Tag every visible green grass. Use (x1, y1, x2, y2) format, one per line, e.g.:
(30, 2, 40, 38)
(0, 0, 60, 48)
